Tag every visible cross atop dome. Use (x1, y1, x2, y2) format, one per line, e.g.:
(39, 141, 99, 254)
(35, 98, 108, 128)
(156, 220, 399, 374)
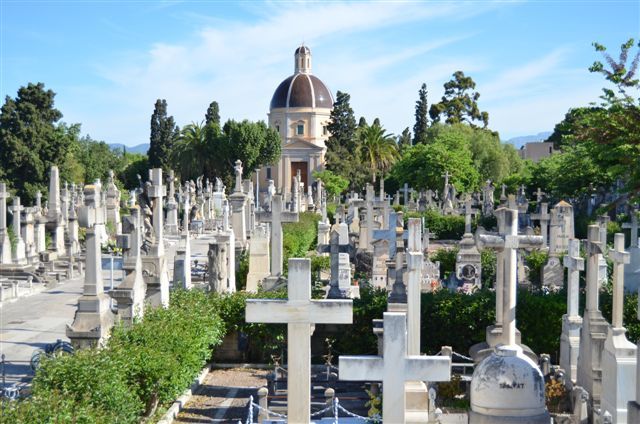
(294, 44, 312, 74)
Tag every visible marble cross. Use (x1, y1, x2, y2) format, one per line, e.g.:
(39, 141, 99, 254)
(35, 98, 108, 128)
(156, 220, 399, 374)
(477, 208, 543, 346)
(234, 159, 243, 193)
(255, 195, 299, 277)
(407, 218, 423, 355)
(583, 225, 604, 312)
(563, 238, 585, 318)
(372, 211, 399, 259)
(246, 259, 352, 423)
(609, 233, 630, 329)
(530, 202, 551, 246)
(622, 207, 639, 248)
(339, 312, 451, 423)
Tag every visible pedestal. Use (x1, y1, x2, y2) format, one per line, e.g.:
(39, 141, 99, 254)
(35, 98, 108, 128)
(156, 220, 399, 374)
(560, 314, 583, 384)
(577, 309, 609, 411)
(66, 293, 114, 349)
(601, 327, 637, 423)
(142, 253, 170, 307)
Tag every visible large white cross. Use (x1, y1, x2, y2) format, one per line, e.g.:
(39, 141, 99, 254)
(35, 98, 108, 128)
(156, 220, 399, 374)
(584, 224, 604, 312)
(563, 238, 584, 318)
(609, 233, 630, 329)
(255, 195, 299, 277)
(339, 312, 451, 423)
(245, 258, 352, 423)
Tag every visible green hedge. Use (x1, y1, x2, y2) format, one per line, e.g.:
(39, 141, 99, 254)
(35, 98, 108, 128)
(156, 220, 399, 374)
(5, 290, 225, 423)
(407, 209, 466, 240)
(283, 212, 320, 266)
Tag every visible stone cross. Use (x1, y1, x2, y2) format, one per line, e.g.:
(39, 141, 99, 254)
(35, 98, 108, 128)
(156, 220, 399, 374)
(477, 208, 543, 346)
(149, 169, 166, 255)
(584, 224, 604, 312)
(500, 183, 507, 204)
(0, 182, 10, 264)
(622, 207, 639, 248)
(530, 202, 551, 246)
(407, 218, 423, 355)
(339, 312, 451, 423)
(246, 259, 353, 423)
(535, 187, 545, 205)
(372, 211, 399, 259)
(463, 195, 477, 234)
(609, 233, 630, 329)
(403, 183, 411, 205)
(9, 196, 26, 263)
(563, 239, 584, 318)
(256, 195, 299, 277)
(318, 229, 350, 299)
(234, 159, 243, 193)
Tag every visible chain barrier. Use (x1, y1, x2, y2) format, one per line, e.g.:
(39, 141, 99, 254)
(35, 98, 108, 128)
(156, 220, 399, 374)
(243, 395, 374, 423)
(335, 398, 370, 421)
(451, 351, 474, 362)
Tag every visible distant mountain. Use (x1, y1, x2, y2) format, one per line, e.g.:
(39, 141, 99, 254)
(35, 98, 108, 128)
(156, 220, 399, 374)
(505, 132, 552, 149)
(108, 143, 149, 155)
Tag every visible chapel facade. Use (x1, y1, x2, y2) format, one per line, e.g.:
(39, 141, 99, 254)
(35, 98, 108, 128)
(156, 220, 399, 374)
(260, 45, 334, 199)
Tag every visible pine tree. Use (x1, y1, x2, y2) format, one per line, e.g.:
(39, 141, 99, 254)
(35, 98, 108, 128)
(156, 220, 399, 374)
(429, 71, 489, 128)
(413, 83, 429, 144)
(205, 101, 220, 126)
(148, 99, 178, 171)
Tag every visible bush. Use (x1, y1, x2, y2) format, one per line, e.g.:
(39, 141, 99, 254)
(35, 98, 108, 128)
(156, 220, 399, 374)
(283, 212, 320, 265)
(525, 250, 549, 287)
(430, 247, 459, 280)
(480, 250, 497, 288)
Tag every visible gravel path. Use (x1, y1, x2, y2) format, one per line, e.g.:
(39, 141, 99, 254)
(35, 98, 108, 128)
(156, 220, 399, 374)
(175, 368, 269, 423)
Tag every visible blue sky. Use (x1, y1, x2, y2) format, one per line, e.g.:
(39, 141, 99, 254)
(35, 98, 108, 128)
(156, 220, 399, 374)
(2, 1, 639, 146)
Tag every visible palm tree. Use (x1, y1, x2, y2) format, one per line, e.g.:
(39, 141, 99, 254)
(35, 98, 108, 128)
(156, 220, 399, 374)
(358, 122, 399, 183)
(171, 121, 208, 180)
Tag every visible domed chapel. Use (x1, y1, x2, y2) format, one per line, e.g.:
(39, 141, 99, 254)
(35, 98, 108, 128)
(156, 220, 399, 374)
(259, 45, 334, 200)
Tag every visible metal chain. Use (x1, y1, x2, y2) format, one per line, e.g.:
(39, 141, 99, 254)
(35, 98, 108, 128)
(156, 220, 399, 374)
(452, 351, 474, 362)
(245, 395, 253, 424)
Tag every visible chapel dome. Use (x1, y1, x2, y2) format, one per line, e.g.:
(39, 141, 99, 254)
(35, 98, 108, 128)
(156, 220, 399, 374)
(270, 45, 334, 110)
(469, 345, 550, 423)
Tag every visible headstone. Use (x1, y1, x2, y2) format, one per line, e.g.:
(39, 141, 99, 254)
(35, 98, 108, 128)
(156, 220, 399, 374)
(141, 168, 170, 308)
(165, 170, 179, 235)
(0, 183, 12, 264)
(455, 206, 481, 293)
(110, 206, 146, 326)
(105, 170, 122, 234)
(530, 202, 550, 247)
(246, 224, 270, 292)
(246, 259, 353, 423)
(208, 240, 233, 293)
(339, 312, 451, 423)
(543, 201, 575, 290)
(229, 160, 249, 249)
(66, 183, 115, 348)
(560, 238, 584, 385)
(623, 206, 640, 293)
(577, 225, 611, 411)
(481, 180, 495, 216)
(173, 195, 192, 289)
(371, 239, 389, 289)
(256, 195, 298, 279)
(470, 208, 549, 424)
(601, 233, 637, 423)
(9, 196, 26, 264)
(22, 206, 38, 262)
(372, 211, 399, 259)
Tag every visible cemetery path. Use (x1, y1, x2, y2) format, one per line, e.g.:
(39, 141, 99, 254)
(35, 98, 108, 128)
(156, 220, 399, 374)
(0, 274, 84, 389)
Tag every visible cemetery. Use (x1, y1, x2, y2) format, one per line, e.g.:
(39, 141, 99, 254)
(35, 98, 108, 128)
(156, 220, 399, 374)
(1, 4, 640, 423)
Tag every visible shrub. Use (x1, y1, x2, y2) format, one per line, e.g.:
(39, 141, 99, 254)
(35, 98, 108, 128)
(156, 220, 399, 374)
(525, 250, 549, 287)
(480, 250, 497, 288)
(430, 247, 459, 280)
(283, 212, 320, 266)
(423, 209, 465, 240)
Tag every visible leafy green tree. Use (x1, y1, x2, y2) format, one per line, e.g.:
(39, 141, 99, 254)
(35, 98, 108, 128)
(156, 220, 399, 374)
(0, 82, 74, 203)
(148, 99, 179, 171)
(357, 122, 399, 183)
(312, 170, 349, 200)
(429, 71, 489, 128)
(205, 101, 220, 126)
(413, 83, 429, 144)
(397, 127, 412, 154)
(358, 116, 368, 128)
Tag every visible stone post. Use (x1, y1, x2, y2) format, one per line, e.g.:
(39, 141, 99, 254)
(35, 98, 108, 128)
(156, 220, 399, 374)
(9, 196, 26, 264)
(560, 238, 584, 384)
(0, 182, 11, 264)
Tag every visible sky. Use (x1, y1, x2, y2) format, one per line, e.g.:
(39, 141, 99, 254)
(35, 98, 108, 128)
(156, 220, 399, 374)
(1, 0, 639, 146)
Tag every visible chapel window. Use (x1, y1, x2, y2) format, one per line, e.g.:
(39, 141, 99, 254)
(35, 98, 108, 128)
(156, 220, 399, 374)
(297, 124, 304, 135)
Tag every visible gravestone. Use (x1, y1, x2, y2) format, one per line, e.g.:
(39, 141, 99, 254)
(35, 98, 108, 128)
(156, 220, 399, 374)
(560, 238, 584, 385)
(173, 195, 192, 289)
(34, 191, 47, 255)
(141, 168, 170, 308)
(208, 240, 233, 293)
(340, 312, 451, 423)
(246, 224, 270, 292)
(22, 206, 38, 263)
(105, 170, 122, 234)
(47, 166, 67, 256)
(9, 196, 26, 264)
(110, 206, 146, 326)
(481, 180, 495, 216)
(229, 160, 248, 249)
(371, 238, 389, 289)
(67, 183, 115, 348)
(256, 195, 298, 281)
(454, 198, 481, 293)
(165, 170, 179, 235)
(0, 183, 12, 264)
(372, 211, 399, 259)
(66, 197, 80, 256)
(601, 233, 637, 423)
(246, 259, 353, 423)
(544, 201, 574, 290)
(470, 208, 549, 424)
(577, 225, 610, 412)
(623, 206, 640, 293)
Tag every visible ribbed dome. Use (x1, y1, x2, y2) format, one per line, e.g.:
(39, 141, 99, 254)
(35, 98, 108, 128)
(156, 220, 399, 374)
(270, 73, 333, 109)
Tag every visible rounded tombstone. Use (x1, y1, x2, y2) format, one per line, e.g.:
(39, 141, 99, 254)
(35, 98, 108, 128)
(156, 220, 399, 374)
(469, 345, 550, 424)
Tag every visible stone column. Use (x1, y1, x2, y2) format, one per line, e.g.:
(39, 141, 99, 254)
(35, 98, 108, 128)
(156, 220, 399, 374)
(10, 197, 26, 264)
(0, 182, 11, 264)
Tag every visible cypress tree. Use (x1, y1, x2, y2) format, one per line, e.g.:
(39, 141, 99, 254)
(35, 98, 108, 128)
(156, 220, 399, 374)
(413, 83, 429, 144)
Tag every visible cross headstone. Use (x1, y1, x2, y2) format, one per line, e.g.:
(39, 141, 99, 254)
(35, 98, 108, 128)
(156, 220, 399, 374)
(318, 229, 350, 299)
(246, 259, 352, 423)
(560, 238, 584, 383)
(403, 183, 411, 205)
(256, 195, 299, 277)
(407, 218, 423, 355)
(622, 206, 639, 249)
(609, 233, 630, 329)
(535, 187, 545, 206)
(477, 208, 543, 346)
(372, 211, 399, 259)
(339, 312, 451, 423)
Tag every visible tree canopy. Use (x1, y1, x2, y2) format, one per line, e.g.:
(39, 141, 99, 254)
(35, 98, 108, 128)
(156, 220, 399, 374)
(148, 99, 179, 172)
(413, 83, 429, 144)
(429, 71, 489, 128)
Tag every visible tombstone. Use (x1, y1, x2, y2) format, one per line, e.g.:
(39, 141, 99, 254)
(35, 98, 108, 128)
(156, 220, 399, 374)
(470, 208, 549, 424)
(66, 183, 115, 348)
(372, 211, 399, 259)
(597, 214, 610, 287)
(208, 240, 234, 293)
(141, 168, 170, 308)
(246, 259, 353, 423)
(340, 312, 451, 423)
(601, 233, 637, 423)
(242, 179, 255, 231)
(454, 199, 481, 293)
(165, 170, 179, 235)
(577, 225, 611, 412)
(105, 170, 122, 234)
(623, 206, 640, 293)
(256, 195, 298, 281)
(543, 201, 575, 290)
(9, 197, 26, 264)
(560, 239, 584, 385)
(33, 191, 47, 255)
(371, 239, 389, 289)
(481, 180, 495, 215)
(47, 167, 67, 256)
(21, 206, 37, 263)
(110, 206, 146, 326)
(229, 160, 248, 249)
(173, 195, 192, 290)
(0, 183, 12, 265)
(212, 177, 226, 215)
(246, 224, 270, 292)
(530, 202, 550, 247)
